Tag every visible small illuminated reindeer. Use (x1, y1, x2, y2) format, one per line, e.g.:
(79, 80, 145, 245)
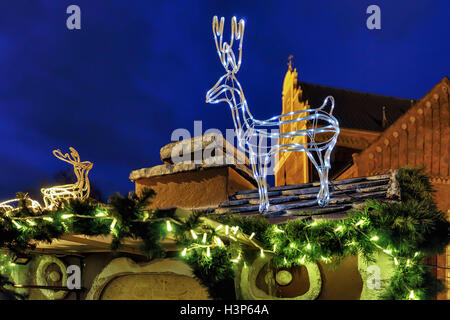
(206, 16, 340, 212)
(41, 147, 93, 209)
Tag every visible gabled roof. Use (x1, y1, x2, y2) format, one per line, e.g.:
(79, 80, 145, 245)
(199, 171, 400, 224)
(298, 82, 414, 132)
(348, 77, 450, 179)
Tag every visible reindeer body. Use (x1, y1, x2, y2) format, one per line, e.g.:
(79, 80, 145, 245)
(206, 16, 340, 212)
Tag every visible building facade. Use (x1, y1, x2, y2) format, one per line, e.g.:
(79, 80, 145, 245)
(275, 68, 449, 299)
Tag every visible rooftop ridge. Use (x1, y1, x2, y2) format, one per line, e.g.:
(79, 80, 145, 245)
(299, 81, 415, 102)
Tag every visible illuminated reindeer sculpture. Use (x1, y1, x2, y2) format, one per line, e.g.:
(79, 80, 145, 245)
(41, 147, 93, 209)
(0, 147, 92, 214)
(206, 16, 340, 212)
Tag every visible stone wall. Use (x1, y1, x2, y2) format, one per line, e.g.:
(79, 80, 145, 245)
(100, 273, 209, 300)
(87, 257, 210, 300)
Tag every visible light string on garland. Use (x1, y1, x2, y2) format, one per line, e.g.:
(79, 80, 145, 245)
(265, 217, 424, 300)
(0, 196, 443, 300)
(0, 168, 448, 300)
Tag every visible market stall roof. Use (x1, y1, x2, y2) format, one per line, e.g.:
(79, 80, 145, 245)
(198, 170, 400, 224)
(31, 171, 400, 255)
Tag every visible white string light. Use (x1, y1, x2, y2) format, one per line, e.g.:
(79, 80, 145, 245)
(166, 220, 173, 232)
(206, 16, 340, 212)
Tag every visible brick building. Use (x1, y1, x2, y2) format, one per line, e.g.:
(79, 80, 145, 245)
(275, 66, 449, 299)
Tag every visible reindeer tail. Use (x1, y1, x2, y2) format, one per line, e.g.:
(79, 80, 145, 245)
(317, 96, 335, 115)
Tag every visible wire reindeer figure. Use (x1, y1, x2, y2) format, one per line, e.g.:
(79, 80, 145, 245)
(41, 147, 93, 209)
(0, 147, 93, 214)
(206, 16, 340, 212)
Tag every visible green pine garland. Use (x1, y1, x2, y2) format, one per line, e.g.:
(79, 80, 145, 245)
(214, 167, 449, 300)
(0, 167, 448, 300)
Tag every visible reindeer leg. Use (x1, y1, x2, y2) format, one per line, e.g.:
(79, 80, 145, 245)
(249, 153, 264, 213)
(262, 155, 270, 212)
(319, 138, 336, 207)
(305, 150, 326, 207)
(257, 156, 266, 213)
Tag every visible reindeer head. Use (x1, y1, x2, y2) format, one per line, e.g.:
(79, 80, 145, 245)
(53, 147, 93, 171)
(206, 16, 245, 105)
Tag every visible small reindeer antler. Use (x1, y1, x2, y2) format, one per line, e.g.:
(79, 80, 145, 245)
(212, 16, 245, 73)
(52, 147, 82, 166)
(69, 147, 81, 163)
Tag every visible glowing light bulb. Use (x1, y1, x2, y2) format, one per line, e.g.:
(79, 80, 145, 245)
(190, 229, 198, 240)
(206, 247, 211, 257)
(334, 225, 343, 232)
(274, 227, 284, 233)
(225, 225, 229, 235)
(414, 252, 419, 258)
(299, 255, 306, 264)
(26, 219, 36, 226)
(394, 257, 399, 265)
(306, 243, 311, 250)
(43, 217, 53, 222)
(214, 236, 223, 247)
(202, 233, 207, 243)
(12, 220, 22, 229)
(260, 249, 265, 258)
(110, 219, 117, 230)
(409, 290, 416, 299)
(215, 225, 223, 231)
(370, 236, 379, 241)
(273, 244, 277, 252)
(166, 220, 172, 232)
(284, 257, 287, 265)
(355, 220, 364, 227)
(383, 249, 392, 255)
(249, 232, 255, 240)
(310, 221, 317, 227)
(95, 212, 106, 217)
(181, 248, 187, 256)
(62, 214, 73, 219)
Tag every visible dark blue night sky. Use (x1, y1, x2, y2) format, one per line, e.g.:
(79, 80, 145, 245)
(0, 0, 448, 200)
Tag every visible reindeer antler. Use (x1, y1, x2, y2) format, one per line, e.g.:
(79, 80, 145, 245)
(69, 147, 81, 163)
(52, 147, 82, 166)
(212, 16, 245, 73)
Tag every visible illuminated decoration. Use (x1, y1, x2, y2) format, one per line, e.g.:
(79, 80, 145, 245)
(0, 194, 443, 300)
(41, 147, 93, 209)
(0, 147, 92, 217)
(205, 16, 340, 212)
(0, 164, 445, 300)
(0, 198, 42, 215)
